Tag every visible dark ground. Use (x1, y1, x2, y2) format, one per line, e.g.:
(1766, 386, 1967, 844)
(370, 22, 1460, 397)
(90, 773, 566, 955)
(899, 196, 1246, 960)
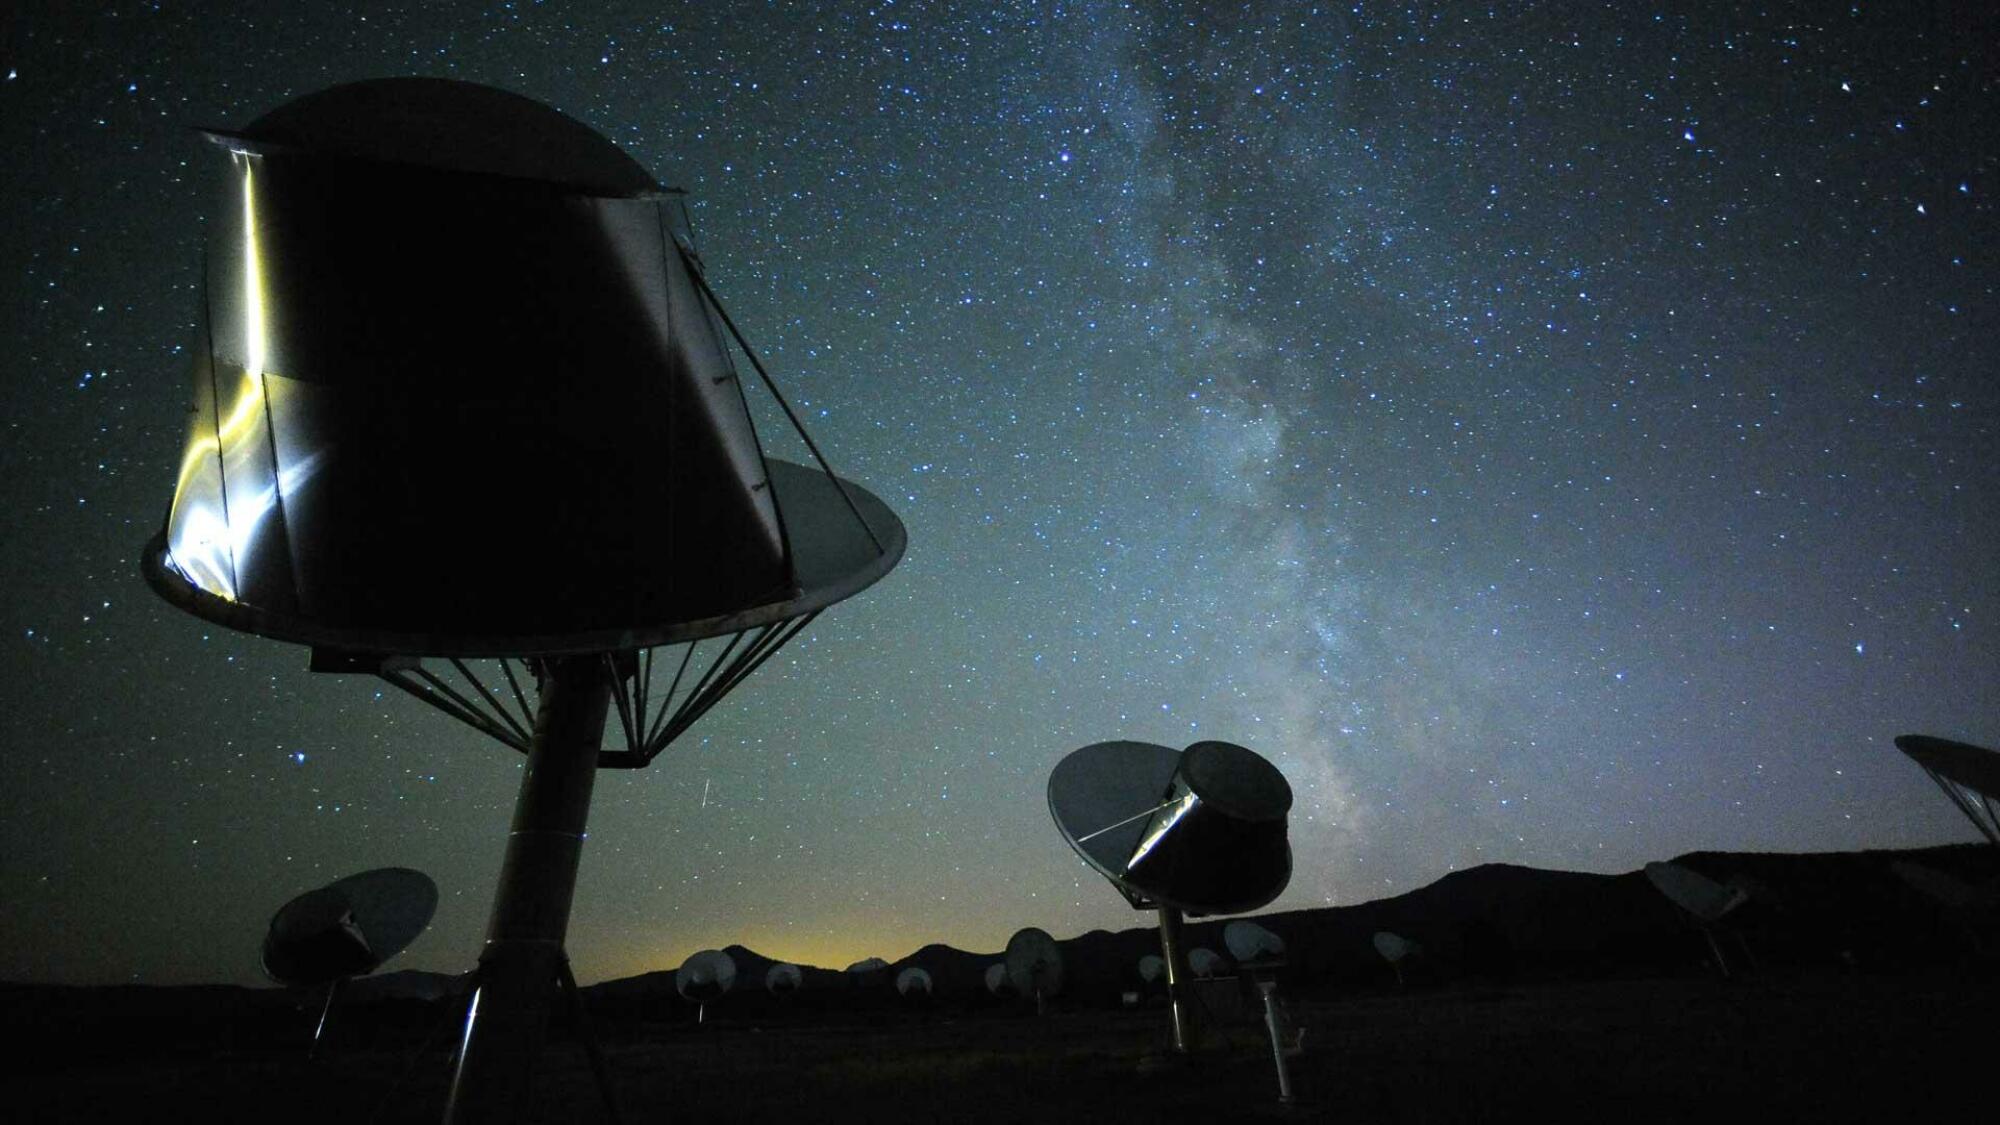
(11, 969, 1991, 1123)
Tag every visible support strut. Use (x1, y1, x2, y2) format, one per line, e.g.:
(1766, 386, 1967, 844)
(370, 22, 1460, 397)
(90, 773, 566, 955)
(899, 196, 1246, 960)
(1157, 904, 1197, 1054)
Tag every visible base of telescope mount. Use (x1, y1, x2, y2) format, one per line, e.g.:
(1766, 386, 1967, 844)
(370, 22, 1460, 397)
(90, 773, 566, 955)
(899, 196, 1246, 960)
(444, 656, 609, 1125)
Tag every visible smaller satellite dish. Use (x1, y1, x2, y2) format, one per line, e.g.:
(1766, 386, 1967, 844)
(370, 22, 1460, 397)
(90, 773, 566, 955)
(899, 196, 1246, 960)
(1645, 861, 1753, 978)
(983, 963, 1015, 997)
(1004, 927, 1065, 1009)
(1372, 931, 1417, 964)
(1889, 861, 1989, 910)
(895, 967, 933, 997)
(1187, 947, 1223, 979)
(677, 949, 737, 1025)
(1644, 861, 1749, 923)
(1137, 954, 1166, 984)
(765, 962, 804, 996)
(263, 867, 439, 987)
(675, 949, 738, 1001)
(1373, 930, 1419, 986)
(1223, 920, 1286, 965)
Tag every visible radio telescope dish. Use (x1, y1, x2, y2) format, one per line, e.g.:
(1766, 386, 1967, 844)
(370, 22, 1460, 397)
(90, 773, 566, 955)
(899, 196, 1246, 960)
(1896, 735, 2000, 844)
(1138, 954, 1166, 984)
(1187, 947, 1224, 979)
(1890, 860, 1986, 909)
(1049, 740, 1292, 915)
(1645, 861, 1753, 978)
(765, 963, 803, 996)
(261, 867, 436, 1054)
(263, 867, 438, 986)
(138, 78, 905, 1121)
(1644, 861, 1748, 924)
(1224, 920, 1286, 966)
(1004, 927, 1065, 1009)
(675, 949, 738, 1001)
(1048, 738, 1292, 1054)
(895, 967, 933, 998)
(983, 963, 1015, 997)
(1373, 931, 1417, 965)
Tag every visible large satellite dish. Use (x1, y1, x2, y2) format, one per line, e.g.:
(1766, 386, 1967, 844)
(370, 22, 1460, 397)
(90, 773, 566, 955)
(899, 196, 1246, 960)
(676, 949, 736, 1024)
(765, 963, 803, 996)
(895, 967, 934, 998)
(1373, 930, 1420, 986)
(1896, 735, 2000, 845)
(1049, 740, 1292, 915)
(1048, 738, 1292, 1053)
(1004, 927, 1065, 1012)
(263, 867, 438, 986)
(1645, 861, 1752, 977)
(138, 78, 904, 1125)
(261, 867, 437, 1052)
(1187, 947, 1224, 979)
(1223, 920, 1286, 966)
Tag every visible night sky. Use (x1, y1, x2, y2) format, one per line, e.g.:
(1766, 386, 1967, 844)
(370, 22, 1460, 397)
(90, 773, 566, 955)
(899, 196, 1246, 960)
(3, 2, 1995, 988)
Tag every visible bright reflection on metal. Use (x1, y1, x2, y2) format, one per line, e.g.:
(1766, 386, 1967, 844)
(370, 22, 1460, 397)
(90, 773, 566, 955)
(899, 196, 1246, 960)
(163, 154, 316, 602)
(1125, 791, 1198, 873)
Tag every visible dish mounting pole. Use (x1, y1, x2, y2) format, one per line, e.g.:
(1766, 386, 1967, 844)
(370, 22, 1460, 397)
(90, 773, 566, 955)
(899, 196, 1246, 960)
(445, 655, 610, 1125)
(1156, 904, 1197, 1053)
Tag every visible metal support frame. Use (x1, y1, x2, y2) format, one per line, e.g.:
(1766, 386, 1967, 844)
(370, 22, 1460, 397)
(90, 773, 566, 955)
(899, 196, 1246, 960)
(1920, 767, 2000, 845)
(374, 613, 820, 770)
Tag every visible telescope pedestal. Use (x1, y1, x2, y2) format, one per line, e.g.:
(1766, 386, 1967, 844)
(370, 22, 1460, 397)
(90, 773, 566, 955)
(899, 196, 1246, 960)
(1157, 904, 1197, 1053)
(446, 656, 609, 1125)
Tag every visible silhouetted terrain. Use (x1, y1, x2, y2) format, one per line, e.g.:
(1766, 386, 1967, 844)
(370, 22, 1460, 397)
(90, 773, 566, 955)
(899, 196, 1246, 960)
(8, 844, 1995, 1121)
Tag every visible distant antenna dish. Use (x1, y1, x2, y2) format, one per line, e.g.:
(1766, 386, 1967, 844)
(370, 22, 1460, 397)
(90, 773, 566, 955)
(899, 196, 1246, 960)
(984, 963, 1015, 997)
(1187, 947, 1223, 979)
(1896, 735, 2000, 845)
(765, 963, 803, 996)
(895, 967, 933, 998)
(1372, 931, 1417, 965)
(1223, 920, 1286, 966)
(263, 867, 438, 987)
(1889, 860, 1988, 910)
(1137, 954, 1166, 984)
(675, 949, 738, 1001)
(1048, 738, 1292, 1054)
(1004, 927, 1065, 1013)
(1373, 930, 1419, 986)
(1644, 861, 1749, 924)
(261, 867, 437, 1054)
(676, 949, 736, 1025)
(1645, 861, 1753, 978)
(140, 76, 906, 1121)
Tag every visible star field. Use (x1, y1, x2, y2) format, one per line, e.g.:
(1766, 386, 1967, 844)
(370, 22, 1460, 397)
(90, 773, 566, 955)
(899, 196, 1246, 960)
(2, 2, 1995, 986)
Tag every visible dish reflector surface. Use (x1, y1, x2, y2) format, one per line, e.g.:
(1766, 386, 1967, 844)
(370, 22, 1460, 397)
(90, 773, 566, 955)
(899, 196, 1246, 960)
(675, 949, 738, 999)
(262, 867, 437, 986)
(1048, 739, 1293, 914)
(1644, 861, 1749, 923)
(1223, 920, 1286, 963)
(1004, 927, 1065, 998)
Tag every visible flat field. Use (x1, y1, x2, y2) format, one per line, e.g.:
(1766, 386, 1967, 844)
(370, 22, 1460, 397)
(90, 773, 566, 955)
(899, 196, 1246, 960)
(12, 972, 1989, 1123)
